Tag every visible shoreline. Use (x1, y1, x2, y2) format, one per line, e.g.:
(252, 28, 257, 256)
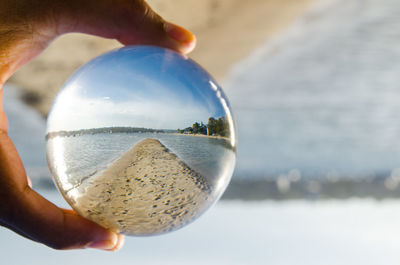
(8, 0, 318, 117)
(168, 132, 235, 151)
(170, 132, 230, 141)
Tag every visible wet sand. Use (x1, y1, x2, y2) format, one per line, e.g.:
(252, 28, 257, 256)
(71, 138, 210, 235)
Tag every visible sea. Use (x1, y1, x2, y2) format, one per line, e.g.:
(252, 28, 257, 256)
(4, 0, 400, 199)
(46, 133, 235, 191)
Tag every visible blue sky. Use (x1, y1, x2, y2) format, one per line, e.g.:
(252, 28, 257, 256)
(47, 46, 229, 131)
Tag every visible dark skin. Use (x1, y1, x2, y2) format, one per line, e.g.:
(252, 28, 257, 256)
(0, 0, 196, 251)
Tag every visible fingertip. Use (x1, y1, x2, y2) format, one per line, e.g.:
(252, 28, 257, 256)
(27, 176, 33, 188)
(88, 231, 119, 251)
(181, 34, 197, 54)
(110, 234, 125, 252)
(165, 22, 194, 43)
(164, 22, 196, 54)
(87, 232, 125, 252)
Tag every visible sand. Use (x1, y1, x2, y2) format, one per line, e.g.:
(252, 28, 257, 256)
(70, 138, 211, 235)
(7, 0, 317, 116)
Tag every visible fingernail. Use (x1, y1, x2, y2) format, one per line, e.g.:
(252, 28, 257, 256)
(111, 234, 125, 252)
(27, 176, 33, 188)
(165, 22, 195, 44)
(88, 232, 118, 251)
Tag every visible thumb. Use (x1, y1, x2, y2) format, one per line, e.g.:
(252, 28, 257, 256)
(0, 131, 124, 251)
(6, 188, 124, 251)
(58, 0, 196, 54)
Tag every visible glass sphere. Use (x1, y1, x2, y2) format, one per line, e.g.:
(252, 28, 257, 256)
(46, 46, 237, 236)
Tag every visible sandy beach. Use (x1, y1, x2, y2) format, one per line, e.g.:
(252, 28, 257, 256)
(7, 0, 317, 117)
(172, 132, 232, 144)
(70, 138, 211, 235)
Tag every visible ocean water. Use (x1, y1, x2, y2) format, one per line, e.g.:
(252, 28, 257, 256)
(224, 0, 400, 180)
(46, 133, 235, 191)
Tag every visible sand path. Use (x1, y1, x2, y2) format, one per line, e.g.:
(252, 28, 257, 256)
(72, 138, 210, 235)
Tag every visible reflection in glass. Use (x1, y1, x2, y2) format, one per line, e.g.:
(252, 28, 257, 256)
(46, 46, 236, 236)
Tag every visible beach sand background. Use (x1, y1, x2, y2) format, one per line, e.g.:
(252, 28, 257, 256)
(8, 0, 316, 117)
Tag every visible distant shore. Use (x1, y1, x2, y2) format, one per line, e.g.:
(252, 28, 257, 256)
(46, 127, 234, 145)
(45, 126, 169, 140)
(72, 138, 211, 235)
(172, 132, 230, 141)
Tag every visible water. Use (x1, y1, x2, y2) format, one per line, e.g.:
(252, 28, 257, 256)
(47, 133, 234, 189)
(46, 132, 236, 235)
(224, 0, 400, 180)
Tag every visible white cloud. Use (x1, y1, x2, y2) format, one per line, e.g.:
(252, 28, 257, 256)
(47, 85, 212, 132)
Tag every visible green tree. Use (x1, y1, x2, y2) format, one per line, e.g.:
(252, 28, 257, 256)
(192, 122, 200, 134)
(207, 117, 217, 135)
(215, 117, 225, 136)
(199, 122, 207, 135)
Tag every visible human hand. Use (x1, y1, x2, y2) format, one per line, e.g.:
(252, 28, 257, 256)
(0, 0, 196, 250)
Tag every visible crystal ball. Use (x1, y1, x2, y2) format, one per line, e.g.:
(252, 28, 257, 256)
(46, 46, 237, 236)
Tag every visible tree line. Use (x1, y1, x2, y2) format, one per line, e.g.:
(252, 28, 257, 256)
(46, 126, 166, 140)
(177, 116, 230, 137)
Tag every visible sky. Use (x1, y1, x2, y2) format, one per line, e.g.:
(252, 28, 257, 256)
(47, 46, 229, 132)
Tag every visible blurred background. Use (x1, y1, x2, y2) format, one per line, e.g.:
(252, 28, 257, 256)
(4, 0, 400, 264)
